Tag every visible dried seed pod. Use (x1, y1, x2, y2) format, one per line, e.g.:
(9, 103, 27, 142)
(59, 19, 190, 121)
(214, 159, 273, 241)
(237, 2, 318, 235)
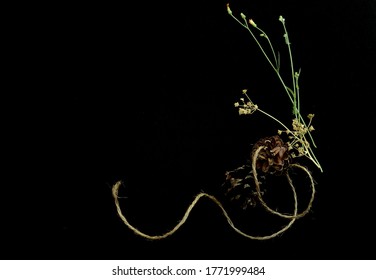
(252, 135, 290, 174)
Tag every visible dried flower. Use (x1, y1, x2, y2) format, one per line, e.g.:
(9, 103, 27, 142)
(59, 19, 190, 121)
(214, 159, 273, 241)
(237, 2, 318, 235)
(307, 113, 315, 120)
(235, 90, 258, 115)
(238, 108, 248, 115)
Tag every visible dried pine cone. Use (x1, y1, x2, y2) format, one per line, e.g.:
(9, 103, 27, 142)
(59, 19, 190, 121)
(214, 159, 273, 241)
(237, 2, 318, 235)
(251, 135, 290, 174)
(221, 165, 265, 210)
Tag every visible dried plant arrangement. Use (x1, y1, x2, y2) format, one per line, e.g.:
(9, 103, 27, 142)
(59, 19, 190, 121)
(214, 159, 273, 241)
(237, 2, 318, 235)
(112, 3, 322, 240)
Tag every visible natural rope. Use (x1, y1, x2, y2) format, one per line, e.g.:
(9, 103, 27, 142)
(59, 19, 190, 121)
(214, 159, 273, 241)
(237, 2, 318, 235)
(112, 146, 316, 240)
(111, 143, 318, 240)
(112, 180, 298, 240)
(251, 146, 316, 219)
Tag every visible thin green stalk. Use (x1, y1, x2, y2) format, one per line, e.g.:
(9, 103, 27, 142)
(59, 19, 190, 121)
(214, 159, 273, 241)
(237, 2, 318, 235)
(280, 17, 298, 119)
(254, 25, 279, 70)
(229, 13, 295, 104)
(228, 5, 322, 172)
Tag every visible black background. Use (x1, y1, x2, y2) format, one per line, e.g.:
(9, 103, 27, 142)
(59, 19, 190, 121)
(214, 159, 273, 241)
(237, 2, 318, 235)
(3, 0, 376, 259)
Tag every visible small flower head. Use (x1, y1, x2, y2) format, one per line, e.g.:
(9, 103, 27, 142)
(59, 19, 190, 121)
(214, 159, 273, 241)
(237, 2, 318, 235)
(249, 19, 257, 27)
(236, 101, 258, 115)
(226, 3, 232, 15)
(238, 108, 249, 115)
(279, 15, 285, 23)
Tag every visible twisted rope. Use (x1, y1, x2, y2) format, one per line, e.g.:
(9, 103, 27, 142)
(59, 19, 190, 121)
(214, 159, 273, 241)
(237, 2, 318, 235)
(112, 146, 315, 240)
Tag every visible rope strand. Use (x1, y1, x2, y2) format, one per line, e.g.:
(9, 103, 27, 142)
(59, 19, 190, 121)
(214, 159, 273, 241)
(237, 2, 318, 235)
(251, 146, 316, 219)
(112, 146, 315, 240)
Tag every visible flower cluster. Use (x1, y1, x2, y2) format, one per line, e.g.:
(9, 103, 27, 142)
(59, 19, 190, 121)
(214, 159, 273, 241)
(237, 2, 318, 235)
(278, 114, 315, 159)
(234, 89, 258, 115)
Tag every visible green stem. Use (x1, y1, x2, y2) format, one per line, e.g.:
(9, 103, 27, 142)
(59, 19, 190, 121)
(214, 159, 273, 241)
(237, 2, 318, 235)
(254, 25, 279, 70)
(230, 14, 294, 104)
(257, 108, 290, 132)
(229, 11, 322, 172)
(281, 22, 298, 119)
